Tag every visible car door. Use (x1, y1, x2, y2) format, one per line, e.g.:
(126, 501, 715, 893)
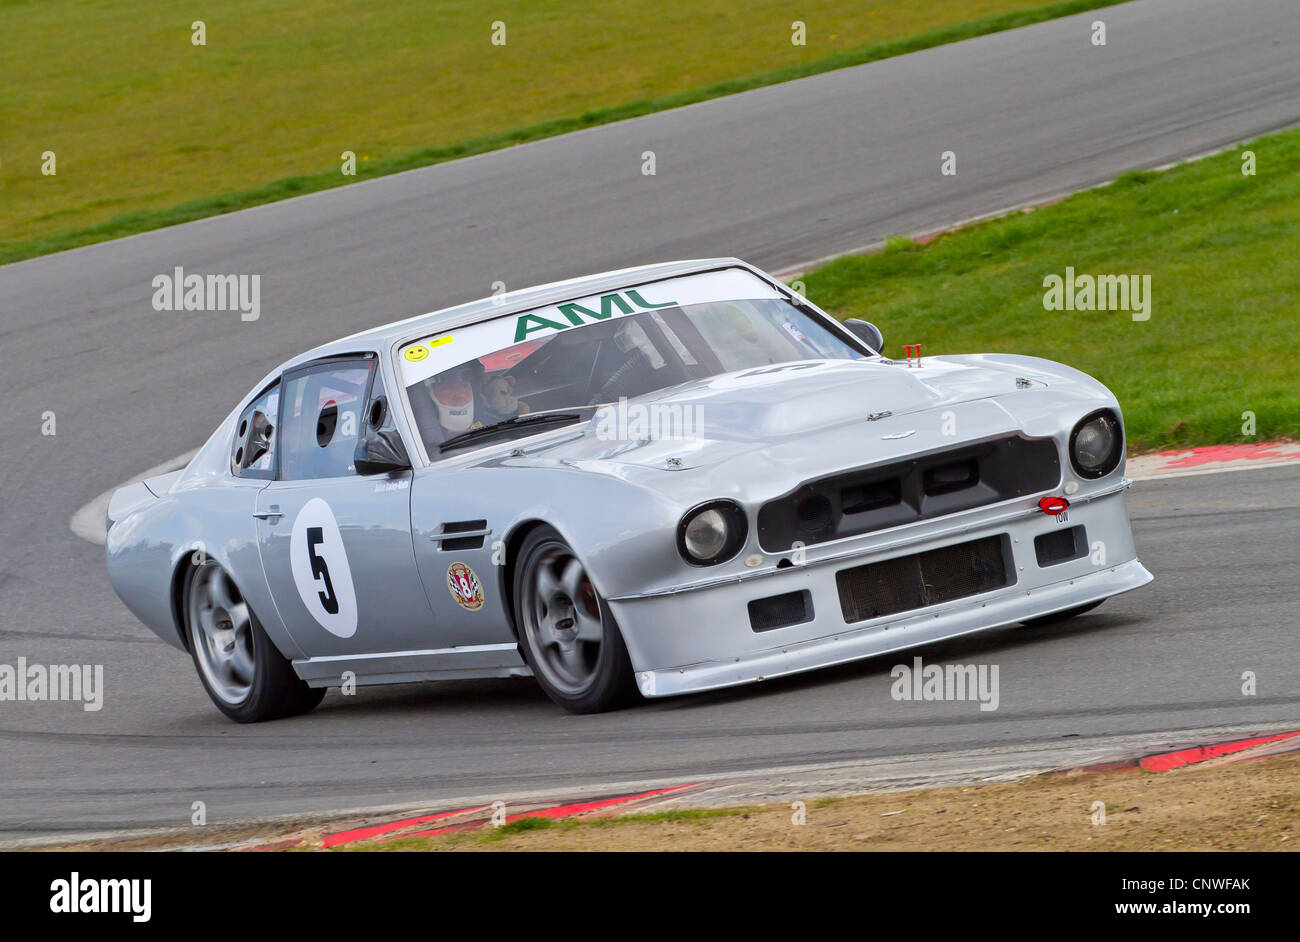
(254, 354, 436, 659)
(409, 475, 517, 649)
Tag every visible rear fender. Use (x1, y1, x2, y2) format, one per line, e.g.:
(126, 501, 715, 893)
(106, 481, 157, 532)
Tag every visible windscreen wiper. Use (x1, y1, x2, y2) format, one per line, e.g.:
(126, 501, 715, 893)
(438, 410, 586, 453)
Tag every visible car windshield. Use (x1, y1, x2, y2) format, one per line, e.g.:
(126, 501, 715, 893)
(399, 273, 867, 457)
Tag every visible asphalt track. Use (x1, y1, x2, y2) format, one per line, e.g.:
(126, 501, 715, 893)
(1, 0, 1298, 840)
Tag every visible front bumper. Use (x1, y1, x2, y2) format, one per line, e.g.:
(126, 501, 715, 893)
(609, 483, 1152, 698)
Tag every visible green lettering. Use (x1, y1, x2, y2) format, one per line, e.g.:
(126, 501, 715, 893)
(601, 293, 634, 317)
(518, 291, 677, 342)
(558, 294, 634, 325)
(625, 289, 677, 309)
(556, 302, 600, 325)
(514, 313, 569, 342)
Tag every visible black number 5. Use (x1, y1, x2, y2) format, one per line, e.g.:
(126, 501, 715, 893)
(306, 527, 340, 614)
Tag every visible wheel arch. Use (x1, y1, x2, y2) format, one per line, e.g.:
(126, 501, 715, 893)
(169, 552, 198, 653)
(168, 544, 291, 659)
(499, 518, 551, 640)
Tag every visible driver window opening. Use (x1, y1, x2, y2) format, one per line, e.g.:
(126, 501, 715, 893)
(279, 362, 374, 480)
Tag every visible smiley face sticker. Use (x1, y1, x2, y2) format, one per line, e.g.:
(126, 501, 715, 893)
(402, 335, 453, 363)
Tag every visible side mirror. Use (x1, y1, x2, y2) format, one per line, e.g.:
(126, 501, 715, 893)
(842, 318, 884, 354)
(354, 398, 411, 475)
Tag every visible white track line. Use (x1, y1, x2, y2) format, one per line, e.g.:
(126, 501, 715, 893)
(70, 449, 199, 545)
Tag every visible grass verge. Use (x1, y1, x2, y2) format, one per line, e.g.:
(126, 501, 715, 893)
(338, 752, 1300, 851)
(352, 807, 765, 851)
(801, 128, 1300, 453)
(1, 0, 1125, 265)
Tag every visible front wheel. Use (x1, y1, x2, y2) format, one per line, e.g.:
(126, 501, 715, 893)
(185, 560, 325, 723)
(514, 526, 638, 714)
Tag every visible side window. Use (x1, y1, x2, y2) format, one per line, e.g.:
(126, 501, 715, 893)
(279, 361, 374, 480)
(232, 384, 279, 479)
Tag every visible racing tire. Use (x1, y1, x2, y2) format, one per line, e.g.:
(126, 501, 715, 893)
(1018, 598, 1105, 628)
(513, 526, 639, 714)
(184, 560, 326, 723)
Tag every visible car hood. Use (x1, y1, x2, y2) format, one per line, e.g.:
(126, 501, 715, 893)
(496, 355, 1083, 470)
(470, 354, 1113, 515)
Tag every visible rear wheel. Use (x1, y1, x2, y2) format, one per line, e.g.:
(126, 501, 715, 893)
(185, 560, 325, 722)
(1019, 599, 1105, 628)
(514, 526, 637, 714)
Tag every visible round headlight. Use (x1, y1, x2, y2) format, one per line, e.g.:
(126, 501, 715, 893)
(684, 510, 728, 559)
(1069, 410, 1122, 478)
(677, 501, 748, 565)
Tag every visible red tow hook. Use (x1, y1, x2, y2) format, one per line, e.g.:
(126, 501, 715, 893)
(1038, 495, 1069, 515)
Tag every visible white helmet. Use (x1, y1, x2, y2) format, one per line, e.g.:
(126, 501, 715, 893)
(433, 374, 475, 433)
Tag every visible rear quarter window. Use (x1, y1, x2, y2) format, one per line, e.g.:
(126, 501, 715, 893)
(231, 385, 279, 479)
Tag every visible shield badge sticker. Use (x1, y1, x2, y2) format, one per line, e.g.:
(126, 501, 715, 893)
(446, 562, 485, 612)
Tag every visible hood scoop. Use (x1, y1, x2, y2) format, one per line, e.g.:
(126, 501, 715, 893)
(638, 359, 946, 439)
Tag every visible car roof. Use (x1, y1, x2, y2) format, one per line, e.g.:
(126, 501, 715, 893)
(277, 257, 779, 372)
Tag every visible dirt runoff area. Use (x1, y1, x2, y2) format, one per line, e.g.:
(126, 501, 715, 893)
(360, 752, 1300, 852)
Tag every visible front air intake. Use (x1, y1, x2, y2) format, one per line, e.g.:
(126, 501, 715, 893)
(1034, 525, 1087, 567)
(748, 590, 813, 632)
(836, 535, 1012, 623)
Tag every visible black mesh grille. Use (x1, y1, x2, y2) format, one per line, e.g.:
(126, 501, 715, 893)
(836, 535, 1010, 623)
(748, 590, 812, 632)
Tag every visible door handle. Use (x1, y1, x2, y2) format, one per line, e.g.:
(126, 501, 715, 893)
(253, 510, 283, 521)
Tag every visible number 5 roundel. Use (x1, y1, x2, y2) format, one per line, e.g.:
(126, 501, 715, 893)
(289, 498, 359, 638)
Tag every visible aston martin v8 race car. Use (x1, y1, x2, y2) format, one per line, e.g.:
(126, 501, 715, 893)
(106, 258, 1152, 721)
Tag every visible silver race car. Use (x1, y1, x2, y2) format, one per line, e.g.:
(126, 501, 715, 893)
(107, 258, 1152, 721)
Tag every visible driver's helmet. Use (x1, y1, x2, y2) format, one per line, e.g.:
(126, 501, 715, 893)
(431, 362, 480, 433)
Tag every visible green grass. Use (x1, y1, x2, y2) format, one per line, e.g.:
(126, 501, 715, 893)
(482, 816, 558, 840)
(0, 0, 1126, 265)
(800, 129, 1300, 453)
(339, 806, 763, 850)
(556, 807, 761, 827)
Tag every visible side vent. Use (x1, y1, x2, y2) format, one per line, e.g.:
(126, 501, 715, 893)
(436, 519, 490, 551)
